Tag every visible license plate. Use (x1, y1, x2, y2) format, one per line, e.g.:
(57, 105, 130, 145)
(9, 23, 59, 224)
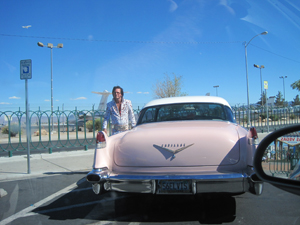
(157, 180, 192, 194)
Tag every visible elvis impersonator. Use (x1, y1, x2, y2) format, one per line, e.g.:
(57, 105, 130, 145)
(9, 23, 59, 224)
(102, 86, 136, 135)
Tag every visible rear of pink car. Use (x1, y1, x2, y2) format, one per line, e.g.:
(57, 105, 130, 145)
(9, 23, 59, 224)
(87, 96, 262, 196)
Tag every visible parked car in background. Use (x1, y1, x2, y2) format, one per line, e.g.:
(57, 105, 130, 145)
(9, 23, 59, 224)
(87, 96, 262, 196)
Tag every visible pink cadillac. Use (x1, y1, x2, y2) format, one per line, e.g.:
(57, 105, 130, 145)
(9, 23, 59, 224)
(87, 96, 263, 196)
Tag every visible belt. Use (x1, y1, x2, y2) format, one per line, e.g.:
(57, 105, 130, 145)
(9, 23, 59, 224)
(112, 124, 128, 131)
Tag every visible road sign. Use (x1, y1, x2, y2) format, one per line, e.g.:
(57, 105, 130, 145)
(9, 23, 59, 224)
(264, 81, 268, 90)
(20, 59, 32, 79)
(20, 59, 32, 173)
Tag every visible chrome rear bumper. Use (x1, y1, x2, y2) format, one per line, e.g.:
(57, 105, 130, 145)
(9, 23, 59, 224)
(86, 168, 263, 195)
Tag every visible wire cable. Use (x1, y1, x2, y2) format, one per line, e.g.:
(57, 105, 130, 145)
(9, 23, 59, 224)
(1, 33, 299, 63)
(0, 33, 241, 44)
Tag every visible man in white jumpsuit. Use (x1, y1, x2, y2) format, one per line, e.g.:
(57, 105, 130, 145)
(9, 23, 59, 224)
(102, 86, 136, 135)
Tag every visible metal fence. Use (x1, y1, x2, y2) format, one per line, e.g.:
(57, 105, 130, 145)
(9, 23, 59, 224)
(233, 105, 300, 133)
(263, 146, 299, 178)
(1, 105, 300, 157)
(0, 108, 139, 157)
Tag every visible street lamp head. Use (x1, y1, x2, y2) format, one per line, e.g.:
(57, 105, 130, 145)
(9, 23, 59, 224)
(37, 42, 44, 47)
(261, 31, 268, 35)
(57, 43, 63, 48)
(47, 43, 53, 48)
(254, 64, 265, 69)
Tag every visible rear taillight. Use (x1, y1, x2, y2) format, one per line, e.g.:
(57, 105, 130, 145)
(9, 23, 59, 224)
(96, 131, 105, 143)
(96, 131, 106, 148)
(250, 127, 258, 139)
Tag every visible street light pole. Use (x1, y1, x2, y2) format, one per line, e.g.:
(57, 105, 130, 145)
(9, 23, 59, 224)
(213, 85, 219, 96)
(254, 64, 265, 107)
(244, 31, 268, 125)
(279, 76, 287, 104)
(50, 46, 53, 132)
(37, 42, 63, 133)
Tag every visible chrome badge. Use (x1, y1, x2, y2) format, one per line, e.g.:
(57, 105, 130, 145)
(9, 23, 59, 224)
(153, 143, 194, 160)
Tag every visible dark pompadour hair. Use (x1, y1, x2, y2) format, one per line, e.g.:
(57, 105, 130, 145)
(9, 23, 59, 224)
(112, 86, 124, 96)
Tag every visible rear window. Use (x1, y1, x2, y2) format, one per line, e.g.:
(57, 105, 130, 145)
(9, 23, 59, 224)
(138, 103, 235, 125)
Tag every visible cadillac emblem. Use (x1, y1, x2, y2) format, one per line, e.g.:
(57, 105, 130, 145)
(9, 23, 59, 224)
(153, 143, 194, 160)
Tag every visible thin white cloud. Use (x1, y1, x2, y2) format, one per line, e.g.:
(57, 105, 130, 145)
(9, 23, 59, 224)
(70, 97, 87, 100)
(9, 96, 21, 99)
(168, 0, 178, 12)
(137, 92, 149, 94)
(22, 25, 32, 29)
(4, 61, 16, 73)
(0, 102, 12, 105)
(55, 100, 59, 101)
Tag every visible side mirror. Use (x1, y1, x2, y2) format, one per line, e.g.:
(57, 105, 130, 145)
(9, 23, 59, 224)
(254, 125, 300, 196)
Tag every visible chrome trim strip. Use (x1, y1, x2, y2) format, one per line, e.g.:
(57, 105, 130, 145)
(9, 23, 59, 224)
(108, 173, 246, 180)
(107, 181, 154, 193)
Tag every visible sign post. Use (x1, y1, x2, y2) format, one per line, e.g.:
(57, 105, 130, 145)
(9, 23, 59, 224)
(20, 59, 32, 174)
(264, 81, 269, 133)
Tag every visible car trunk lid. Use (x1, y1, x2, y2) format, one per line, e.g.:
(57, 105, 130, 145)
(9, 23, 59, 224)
(113, 121, 241, 167)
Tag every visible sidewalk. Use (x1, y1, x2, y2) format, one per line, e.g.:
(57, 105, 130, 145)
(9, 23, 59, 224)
(0, 149, 94, 182)
(0, 132, 271, 183)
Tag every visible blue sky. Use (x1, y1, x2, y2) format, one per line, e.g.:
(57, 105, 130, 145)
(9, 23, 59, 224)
(1, 0, 300, 111)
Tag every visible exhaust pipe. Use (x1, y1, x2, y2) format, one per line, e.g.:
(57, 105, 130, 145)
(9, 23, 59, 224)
(87, 169, 109, 195)
(249, 174, 263, 195)
(86, 174, 101, 183)
(86, 168, 109, 183)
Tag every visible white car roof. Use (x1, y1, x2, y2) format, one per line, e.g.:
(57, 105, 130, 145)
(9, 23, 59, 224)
(144, 96, 232, 109)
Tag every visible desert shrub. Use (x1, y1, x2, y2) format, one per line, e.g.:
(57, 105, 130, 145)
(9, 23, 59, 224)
(269, 114, 279, 121)
(259, 114, 266, 120)
(86, 118, 101, 132)
(86, 120, 94, 132)
(95, 118, 101, 131)
(1, 124, 20, 137)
